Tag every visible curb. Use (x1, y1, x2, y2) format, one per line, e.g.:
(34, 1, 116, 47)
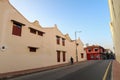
(0, 60, 87, 80)
(111, 60, 113, 80)
(0, 63, 70, 80)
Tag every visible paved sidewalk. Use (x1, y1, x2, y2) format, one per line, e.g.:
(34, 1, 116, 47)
(112, 60, 120, 80)
(0, 63, 70, 79)
(0, 61, 86, 79)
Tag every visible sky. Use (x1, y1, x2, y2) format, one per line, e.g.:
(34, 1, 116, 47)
(9, 0, 113, 51)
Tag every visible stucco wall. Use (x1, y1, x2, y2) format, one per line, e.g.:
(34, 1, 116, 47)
(0, 0, 86, 73)
(109, 0, 120, 63)
(0, 0, 49, 73)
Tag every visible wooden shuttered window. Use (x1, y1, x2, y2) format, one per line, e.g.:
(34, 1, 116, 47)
(28, 46, 38, 52)
(30, 28, 37, 34)
(38, 31, 44, 36)
(29, 27, 45, 36)
(81, 53, 84, 58)
(62, 38, 65, 46)
(56, 36, 60, 45)
(11, 20, 25, 36)
(57, 51, 60, 62)
(63, 51, 66, 62)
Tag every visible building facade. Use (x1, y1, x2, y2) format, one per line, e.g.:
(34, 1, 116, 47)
(0, 0, 86, 74)
(108, 0, 120, 63)
(84, 45, 104, 60)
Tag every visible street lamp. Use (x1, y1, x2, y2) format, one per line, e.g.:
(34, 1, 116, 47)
(75, 31, 81, 62)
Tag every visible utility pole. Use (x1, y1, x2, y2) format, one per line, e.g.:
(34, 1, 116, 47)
(75, 31, 81, 62)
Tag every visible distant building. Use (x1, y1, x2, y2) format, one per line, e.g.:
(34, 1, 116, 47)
(104, 49, 115, 60)
(108, 0, 120, 63)
(0, 0, 86, 75)
(104, 49, 112, 54)
(84, 45, 104, 60)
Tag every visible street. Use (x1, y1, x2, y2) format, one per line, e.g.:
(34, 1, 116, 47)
(8, 60, 112, 80)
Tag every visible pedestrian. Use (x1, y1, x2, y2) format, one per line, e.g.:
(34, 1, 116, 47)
(70, 57, 74, 64)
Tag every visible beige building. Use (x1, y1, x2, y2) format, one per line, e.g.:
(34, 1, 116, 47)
(0, 0, 86, 74)
(108, 0, 120, 63)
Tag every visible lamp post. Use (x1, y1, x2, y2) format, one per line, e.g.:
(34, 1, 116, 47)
(75, 31, 81, 62)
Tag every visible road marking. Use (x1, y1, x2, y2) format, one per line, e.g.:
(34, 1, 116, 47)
(103, 61, 112, 80)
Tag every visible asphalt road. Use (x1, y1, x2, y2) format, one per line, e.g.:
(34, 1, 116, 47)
(8, 60, 112, 80)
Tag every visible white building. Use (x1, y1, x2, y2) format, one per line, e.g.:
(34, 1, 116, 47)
(108, 0, 120, 63)
(0, 0, 86, 75)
